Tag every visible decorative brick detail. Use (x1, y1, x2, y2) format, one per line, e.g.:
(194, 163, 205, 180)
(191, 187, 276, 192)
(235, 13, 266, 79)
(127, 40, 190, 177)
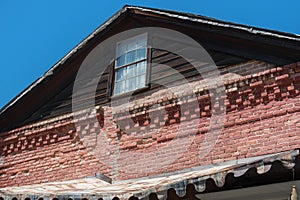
(1, 61, 300, 186)
(0, 119, 112, 187)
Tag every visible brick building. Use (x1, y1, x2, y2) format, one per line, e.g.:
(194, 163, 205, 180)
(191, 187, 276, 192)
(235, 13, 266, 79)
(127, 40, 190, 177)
(1, 5, 300, 200)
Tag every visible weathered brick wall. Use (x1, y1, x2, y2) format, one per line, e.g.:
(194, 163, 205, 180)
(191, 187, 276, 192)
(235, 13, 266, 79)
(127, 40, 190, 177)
(0, 117, 113, 187)
(1, 60, 300, 187)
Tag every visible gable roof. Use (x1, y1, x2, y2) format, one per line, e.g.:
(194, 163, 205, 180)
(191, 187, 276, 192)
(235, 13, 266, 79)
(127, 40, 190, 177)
(1, 5, 300, 133)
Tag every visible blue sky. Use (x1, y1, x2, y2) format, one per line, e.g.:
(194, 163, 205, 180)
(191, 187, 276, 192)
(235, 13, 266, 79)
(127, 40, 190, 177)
(0, 1, 299, 109)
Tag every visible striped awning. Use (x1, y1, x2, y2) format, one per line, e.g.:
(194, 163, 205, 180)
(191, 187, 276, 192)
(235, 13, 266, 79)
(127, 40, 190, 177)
(0, 149, 298, 200)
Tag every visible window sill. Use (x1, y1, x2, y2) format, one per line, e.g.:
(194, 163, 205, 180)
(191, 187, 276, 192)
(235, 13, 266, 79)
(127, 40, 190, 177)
(110, 85, 150, 101)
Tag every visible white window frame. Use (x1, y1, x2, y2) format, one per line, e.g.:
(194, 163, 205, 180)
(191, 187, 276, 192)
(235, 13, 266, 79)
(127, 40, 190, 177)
(113, 33, 148, 95)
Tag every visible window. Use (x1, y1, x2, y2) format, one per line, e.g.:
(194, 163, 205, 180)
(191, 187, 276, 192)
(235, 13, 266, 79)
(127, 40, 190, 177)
(114, 34, 148, 95)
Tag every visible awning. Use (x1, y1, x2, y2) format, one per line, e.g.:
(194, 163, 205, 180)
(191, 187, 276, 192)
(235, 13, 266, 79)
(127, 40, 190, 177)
(196, 180, 300, 200)
(0, 149, 298, 200)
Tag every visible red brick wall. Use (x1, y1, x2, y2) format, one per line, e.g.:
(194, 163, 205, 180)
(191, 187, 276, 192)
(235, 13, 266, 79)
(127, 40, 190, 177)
(1, 61, 300, 187)
(0, 119, 112, 187)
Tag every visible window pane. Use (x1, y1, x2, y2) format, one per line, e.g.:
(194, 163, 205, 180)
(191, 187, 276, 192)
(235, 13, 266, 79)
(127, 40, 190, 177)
(115, 80, 125, 94)
(137, 38, 147, 48)
(117, 44, 127, 57)
(136, 61, 146, 75)
(136, 74, 146, 88)
(126, 50, 136, 64)
(116, 54, 126, 67)
(127, 64, 136, 78)
(127, 41, 136, 51)
(126, 77, 136, 91)
(116, 67, 126, 81)
(136, 48, 146, 60)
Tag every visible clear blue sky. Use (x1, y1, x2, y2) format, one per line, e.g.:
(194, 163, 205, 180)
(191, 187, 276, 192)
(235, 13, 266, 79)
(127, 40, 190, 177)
(0, 1, 299, 109)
